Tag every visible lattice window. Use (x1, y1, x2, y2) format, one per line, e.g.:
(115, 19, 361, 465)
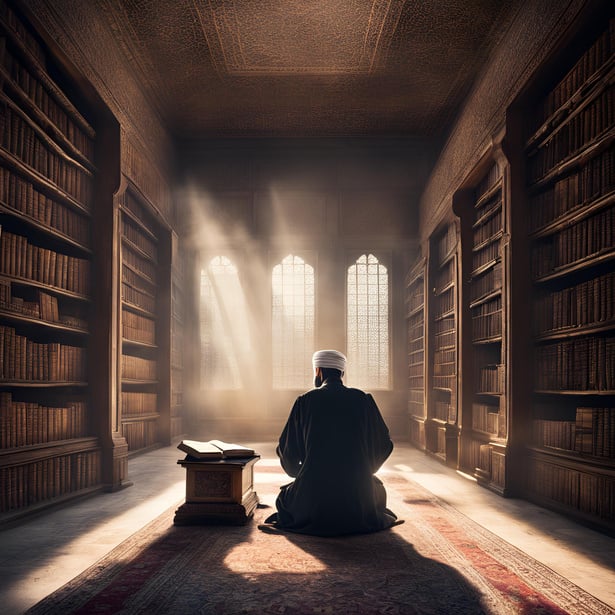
(272, 254, 315, 389)
(200, 256, 251, 389)
(347, 254, 390, 389)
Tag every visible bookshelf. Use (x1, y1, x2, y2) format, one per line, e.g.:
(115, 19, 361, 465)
(458, 162, 509, 494)
(406, 255, 426, 449)
(0, 1, 101, 515)
(119, 185, 170, 455)
(170, 231, 185, 439)
(522, 17, 614, 532)
(427, 222, 458, 464)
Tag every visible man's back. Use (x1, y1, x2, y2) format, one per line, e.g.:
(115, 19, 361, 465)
(272, 377, 396, 536)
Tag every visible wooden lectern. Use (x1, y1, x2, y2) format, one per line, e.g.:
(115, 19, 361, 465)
(174, 455, 260, 525)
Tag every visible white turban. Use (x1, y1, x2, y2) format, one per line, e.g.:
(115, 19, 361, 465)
(312, 349, 347, 373)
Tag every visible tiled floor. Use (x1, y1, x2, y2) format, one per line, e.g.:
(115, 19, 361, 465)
(1, 442, 614, 614)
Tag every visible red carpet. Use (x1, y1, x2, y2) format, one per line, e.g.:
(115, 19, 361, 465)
(26, 467, 613, 614)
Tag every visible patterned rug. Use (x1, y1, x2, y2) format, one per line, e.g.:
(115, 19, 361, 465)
(26, 467, 613, 615)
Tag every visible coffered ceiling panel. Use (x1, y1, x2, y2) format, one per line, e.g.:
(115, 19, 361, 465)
(97, 0, 523, 138)
(195, 0, 404, 75)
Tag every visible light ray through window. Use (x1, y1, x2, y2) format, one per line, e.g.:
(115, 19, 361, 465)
(200, 256, 251, 389)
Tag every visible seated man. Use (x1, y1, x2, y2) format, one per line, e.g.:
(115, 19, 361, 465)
(262, 349, 398, 536)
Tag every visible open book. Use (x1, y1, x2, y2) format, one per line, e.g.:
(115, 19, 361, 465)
(177, 439, 256, 460)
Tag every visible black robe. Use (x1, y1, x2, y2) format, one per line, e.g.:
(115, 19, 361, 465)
(272, 378, 397, 536)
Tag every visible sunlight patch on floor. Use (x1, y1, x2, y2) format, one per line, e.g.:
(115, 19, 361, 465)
(223, 540, 328, 574)
(391, 464, 415, 473)
(456, 470, 477, 482)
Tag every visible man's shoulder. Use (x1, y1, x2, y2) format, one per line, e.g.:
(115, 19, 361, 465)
(298, 386, 318, 398)
(294, 388, 319, 404)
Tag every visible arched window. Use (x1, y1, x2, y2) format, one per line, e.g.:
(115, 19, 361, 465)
(272, 254, 315, 389)
(200, 256, 251, 389)
(347, 253, 390, 389)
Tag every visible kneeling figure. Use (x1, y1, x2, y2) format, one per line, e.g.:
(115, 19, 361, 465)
(265, 349, 398, 536)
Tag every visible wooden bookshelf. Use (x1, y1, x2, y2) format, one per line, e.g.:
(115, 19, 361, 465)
(426, 222, 458, 464)
(0, 1, 101, 516)
(119, 185, 170, 455)
(523, 17, 615, 533)
(458, 162, 509, 494)
(170, 231, 185, 439)
(406, 255, 426, 449)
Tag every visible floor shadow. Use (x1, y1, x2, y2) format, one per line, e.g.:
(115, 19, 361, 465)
(277, 527, 489, 614)
(25, 506, 493, 615)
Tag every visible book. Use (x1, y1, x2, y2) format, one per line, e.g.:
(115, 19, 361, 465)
(177, 439, 255, 460)
(177, 440, 223, 459)
(208, 439, 256, 458)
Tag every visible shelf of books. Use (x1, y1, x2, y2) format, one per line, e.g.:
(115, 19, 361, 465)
(462, 162, 508, 494)
(0, 1, 101, 516)
(119, 186, 164, 455)
(406, 255, 426, 449)
(523, 17, 614, 532)
(427, 222, 458, 464)
(170, 231, 185, 439)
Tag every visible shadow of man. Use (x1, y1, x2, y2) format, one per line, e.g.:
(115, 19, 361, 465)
(272, 520, 489, 614)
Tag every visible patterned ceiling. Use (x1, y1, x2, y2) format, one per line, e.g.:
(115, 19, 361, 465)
(98, 0, 523, 138)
